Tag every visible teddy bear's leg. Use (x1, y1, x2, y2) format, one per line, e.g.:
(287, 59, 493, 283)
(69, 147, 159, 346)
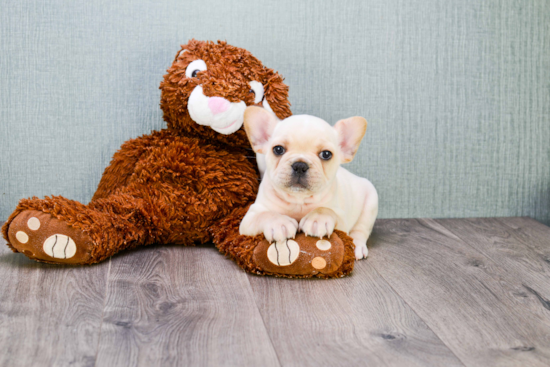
(209, 206, 356, 278)
(2, 188, 178, 264)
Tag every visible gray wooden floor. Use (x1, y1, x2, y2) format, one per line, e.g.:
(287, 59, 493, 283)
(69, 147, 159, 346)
(1, 217, 550, 367)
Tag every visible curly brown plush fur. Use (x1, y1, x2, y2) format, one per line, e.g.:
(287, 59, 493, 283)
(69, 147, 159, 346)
(2, 40, 355, 278)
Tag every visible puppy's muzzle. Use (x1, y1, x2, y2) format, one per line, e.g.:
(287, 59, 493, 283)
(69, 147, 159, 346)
(291, 162, 309, 176)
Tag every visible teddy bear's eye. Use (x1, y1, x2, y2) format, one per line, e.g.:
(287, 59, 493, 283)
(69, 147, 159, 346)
(319, 150, 333, 160)
(248, 81, 264, 104)
(186, 59, 207, 78)
(273, 145, 285, 156)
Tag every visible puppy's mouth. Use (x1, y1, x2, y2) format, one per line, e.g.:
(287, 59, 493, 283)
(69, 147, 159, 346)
(287, 177, 310, 191)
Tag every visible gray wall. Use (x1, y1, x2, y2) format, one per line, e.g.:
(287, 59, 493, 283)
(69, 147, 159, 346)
(1, 0, 549, 224)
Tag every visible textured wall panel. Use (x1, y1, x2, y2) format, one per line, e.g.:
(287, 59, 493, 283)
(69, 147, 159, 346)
(1, 0, 549, 223)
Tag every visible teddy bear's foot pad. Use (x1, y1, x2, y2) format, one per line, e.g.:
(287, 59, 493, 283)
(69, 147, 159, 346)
(253, 232, 345, 276)
(7, 210, 93, 264)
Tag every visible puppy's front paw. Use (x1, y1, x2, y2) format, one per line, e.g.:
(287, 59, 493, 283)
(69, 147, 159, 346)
(299, 208, 337, 238)
(263, 214, 298, 243)
(354, 240, 368, 260)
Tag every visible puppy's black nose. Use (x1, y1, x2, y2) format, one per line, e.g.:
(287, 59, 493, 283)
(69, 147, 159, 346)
(291, 162, 309, 175)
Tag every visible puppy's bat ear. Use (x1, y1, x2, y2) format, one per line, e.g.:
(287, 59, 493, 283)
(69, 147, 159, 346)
(334, 117, 367, 163)
(244, 106, 278, 154)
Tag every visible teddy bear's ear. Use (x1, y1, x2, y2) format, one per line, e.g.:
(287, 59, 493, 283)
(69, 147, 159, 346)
(174, 39, 202, 62)
(244, 106, 278, 154)
(263, 71, 292, 120)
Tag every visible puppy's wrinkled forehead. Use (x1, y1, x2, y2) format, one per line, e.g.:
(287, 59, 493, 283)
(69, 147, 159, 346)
(272, 115, 337, 148)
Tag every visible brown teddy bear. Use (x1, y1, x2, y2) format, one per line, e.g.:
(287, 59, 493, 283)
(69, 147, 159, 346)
(2, 40, 355, 278)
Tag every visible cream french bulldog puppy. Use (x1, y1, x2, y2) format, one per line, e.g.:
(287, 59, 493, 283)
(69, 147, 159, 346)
(239, 106, 378, 260)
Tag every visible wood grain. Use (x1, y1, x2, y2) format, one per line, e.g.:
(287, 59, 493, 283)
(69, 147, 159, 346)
(3, 218, 550, 366)
(95, 244, 280, 367)
(0, 224, 109, 367)
(494, 217, 550, 265)
(436, 217, 550, 300)
(247, 260, 464, 367)
(370, 218, 550, 367)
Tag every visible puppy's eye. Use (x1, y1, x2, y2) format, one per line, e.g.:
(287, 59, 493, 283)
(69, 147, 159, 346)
(185, 59, 207, 78)
(319, 150, 333, 160)
(273, 145, 286, 156)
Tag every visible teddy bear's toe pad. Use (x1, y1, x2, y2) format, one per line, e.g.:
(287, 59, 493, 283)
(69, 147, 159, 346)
(266, 240, 300, 266)
(7, 210, 93, 264)
(253, 232, 345, 276)
(43, 234, 77, 259)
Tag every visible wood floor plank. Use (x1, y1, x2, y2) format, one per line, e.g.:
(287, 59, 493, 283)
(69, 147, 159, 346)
(495, 217, 550, 264)
(5, 217, 550, 367)
(369, 219, 550, 367)
(0, 223, 109, 367)
(435, 217, 550, 300)
(247, 259, 465, 367)
(95, 245, 280, 367)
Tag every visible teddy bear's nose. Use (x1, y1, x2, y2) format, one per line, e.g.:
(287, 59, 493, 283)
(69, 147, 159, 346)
(208, 97, 230, 115)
